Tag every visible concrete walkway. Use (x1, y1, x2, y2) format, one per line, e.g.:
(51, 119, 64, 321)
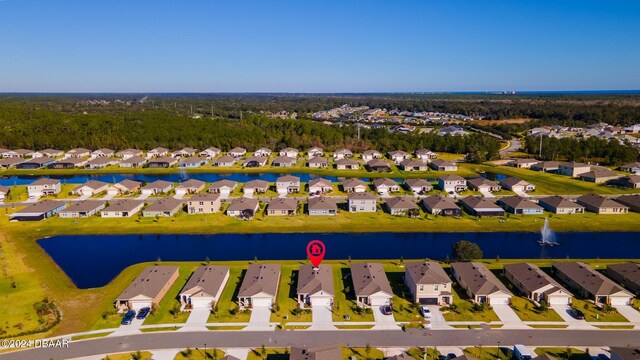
(178, 308, 210, 332)
(309, 305, 337, 330)
(615, 305, 640, 327)
(372, 306, 400, 330)
(492, 305, 529, 329)
(150, 349, 181, 360)
(223, 348, 250, 359)
(479, 189, 495, 198)
(243, 306, 274, 331)
(427, 305, 452, 330)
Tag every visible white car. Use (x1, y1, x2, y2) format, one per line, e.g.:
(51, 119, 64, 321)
(419, 306, 432, 318)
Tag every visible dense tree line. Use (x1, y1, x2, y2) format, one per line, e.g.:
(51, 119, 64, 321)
(0, 104, 501, 161)
(523, 135, 638, 165)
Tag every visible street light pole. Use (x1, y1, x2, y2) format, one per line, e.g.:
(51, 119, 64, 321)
(204, 343, 207, 359)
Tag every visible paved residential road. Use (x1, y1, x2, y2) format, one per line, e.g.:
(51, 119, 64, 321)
(1, 329, 639, 360)
(500, 138, 522, 156)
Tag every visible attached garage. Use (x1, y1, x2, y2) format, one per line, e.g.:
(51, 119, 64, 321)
(369, 293, 392, 306)
(251, 296, 274, 307)
(129, 300, 153, 310)
(189, 297, 214, 308)
(418, 297, 439, 305)
(546, 295, 571, 306)
(309, 295, 332, 307)
(610, 295, 632, 306)
(488, 295, 510, 305)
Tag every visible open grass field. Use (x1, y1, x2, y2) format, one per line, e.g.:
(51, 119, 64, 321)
(441, 283, 500, 322)
(571, 299, 629, 322)
(509, 296, 563, 322)
(271, 263, 313, 324)
(102, 351, 153, 360)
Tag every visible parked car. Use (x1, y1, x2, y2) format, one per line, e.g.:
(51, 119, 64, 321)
(571, 308, 585, 320)
(381, 305, 393, 315)
(136, 307, 150, 320)
(419, 306, 432, 318)
(121, 310, 136, 325)
(597, 354, 610, 360)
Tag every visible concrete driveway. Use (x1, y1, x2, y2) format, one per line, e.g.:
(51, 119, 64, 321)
(551, 305, 595, 329)
(137, 193, 150, 200)
(615, 305, 640, 326)
(513, 189, 530, 198)
(108, 317, 144, 336)
(479, 189, 495, 198)
(243, 306, 274, 331)
(492, 304, 528, 329)
(425, 305, 452, 329)
(178, 308, 210, 332)
(100, 193, 115, 200)
(309, 305, 336, 330)
(372, 306, 400, 330)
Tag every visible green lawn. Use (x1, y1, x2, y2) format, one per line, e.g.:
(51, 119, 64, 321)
(442, 283, 500, 322)
(407, 347, 441, 360)
(571, 299, 629, 322)
(207, 266, 251, 323)
(463, 347, 511, 360)
(173, 348, 225, 360)
(509, 296, 563, 322)
(535, 347, 592, 360)
(342, 347, 385, 360)
(331, 263, 374, 322)
(247, 347, 289, 360)
(271, 264, 313, 323)
(102, 351, 153, 360)
(381, 262, 424, 323)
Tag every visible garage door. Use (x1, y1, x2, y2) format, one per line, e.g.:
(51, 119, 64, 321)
(190, 297, 213, 308)
(370, 296, 391, 306)
(547, 295, 570, 306)
(130, 301, 152, 310)
(251, 297, 273, 307)
(610, 297, 630, 306)
(310, 296, 332, 306)
(489, 296, 510, 305)
(419, 297, 438, 305)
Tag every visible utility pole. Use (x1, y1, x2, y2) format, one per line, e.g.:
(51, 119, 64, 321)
(539, 133, 543, 158)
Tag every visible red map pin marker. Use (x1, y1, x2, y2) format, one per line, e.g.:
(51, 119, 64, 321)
(306, 240, 326, 268)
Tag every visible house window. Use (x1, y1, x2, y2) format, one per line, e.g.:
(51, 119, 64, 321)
(419, 285, 424, 291)
(434, 284, 439, 291)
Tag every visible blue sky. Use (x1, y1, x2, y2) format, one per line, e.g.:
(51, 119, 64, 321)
(0, 0, 639, 92)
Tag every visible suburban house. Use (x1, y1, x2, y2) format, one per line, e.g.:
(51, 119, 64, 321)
(429, 159, 458, 171)
(279, 147, 299, 158)
(366, 159, 392, 172)
(531, 161, 560, 173)
(142, 197, 184, 217)
(16, 157, 55, 169)
(621, 162, 640, 173)
(276, 175, 300, 194)
(237, 264, 280, 308)
(213, 155, 236, 167)
(459, 196, 505, 217)
(307, 156, 328, 168)
(507, 158, 539, 169)
(499, 177, 536, 192)
(609, 348, 640, 360)
(171, 147, 197, 158)
(342, 178, 367, 193)
(119, 156, 147, 168)
(266, 198, 298, 216)
(558, 162, 591, 177)
(27, 178, 61, 197)
(373, 178, 400, 195)
(450, 262, 513, 305)
(51, 157, 88, 169)
(362, 149, 382, 161)
(226, 197, 260, 219)
(296, 264, 334, 308)
(243, 156, 268, 167)
(347, 192, 377, 213)
(399, 159, 428, 171)
(147, 156, 178, 168)
(335, 158, 359, 170)
(503, 263, 572, 305)
(467, 177, 501, 192)
(333, 148, 353, 159)
(199, 147, 221, 158)
(92, 148, 115, 157)
(0, 185, 9, 201)
(290, 346, 341, 360)
(608, 175, 640, 189)
(415, 149, 437, 161)
(405, 178, 433, 194)
(0, 158, 24, 168)
(388, 150, 410, 164)
(179, 156, 207, 168)
(243, 179, 269, 196)
(616, 194, 640, 213)
(606, 263, 640, 296)
(179, 266, 230, 309)
(114, 266, 180, 311)
(228, 147, 247, 158)
(108, 179, 142, 196)
(272, 156, 297, 167)
(552, 262, 633, 306)
(307, 197, 338, 216)
(576, 194, 628, 214)
(209, 179, 238, 197)
(186, 193, 221, 214)
(421, 195, 462, 217)
(116, 149, 143, 159)
(41, 149, 64, 158)
(438, 175, 467, 192)
(175, 179, 206, 196)
(147, 147, 169, 158)
(66, 147, 91, 158)
(307, 147, 324, 158)
(538, 196, 585, 214)
(579, 169, 620, 183)
(254, 147, 271, 157)
(100, 199, 145, 217)
(350, 263, 393, 308)
(404, 261, 453, 305)
(141, 180, 173, 195)
(71, 180, 109, 196)
(384, 197, 419, 216)
(308, 178, 333, 194)
(59, 200, 106, 218)
(86, 157, 119, 169)
(498, 196, 544, 215)
(9, 200, 66, 221)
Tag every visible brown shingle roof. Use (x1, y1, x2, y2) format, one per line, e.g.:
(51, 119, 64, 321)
(498, 196, 543, 210)
(576, 194, 627, 209)
(267, 198, 298, 211)
(116, 266, 179, 301)
(451, 262, 512, 296)
(503, 263, 568, 294)
(405, 261, 451, 285)
(290, 345, 342, 360)
(296, 265, 334, 296)
(350, 263, 392, 296)
(237, 264, 280, 297)
(553, 262, 631, 296)
(180, 265, 229, 298)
